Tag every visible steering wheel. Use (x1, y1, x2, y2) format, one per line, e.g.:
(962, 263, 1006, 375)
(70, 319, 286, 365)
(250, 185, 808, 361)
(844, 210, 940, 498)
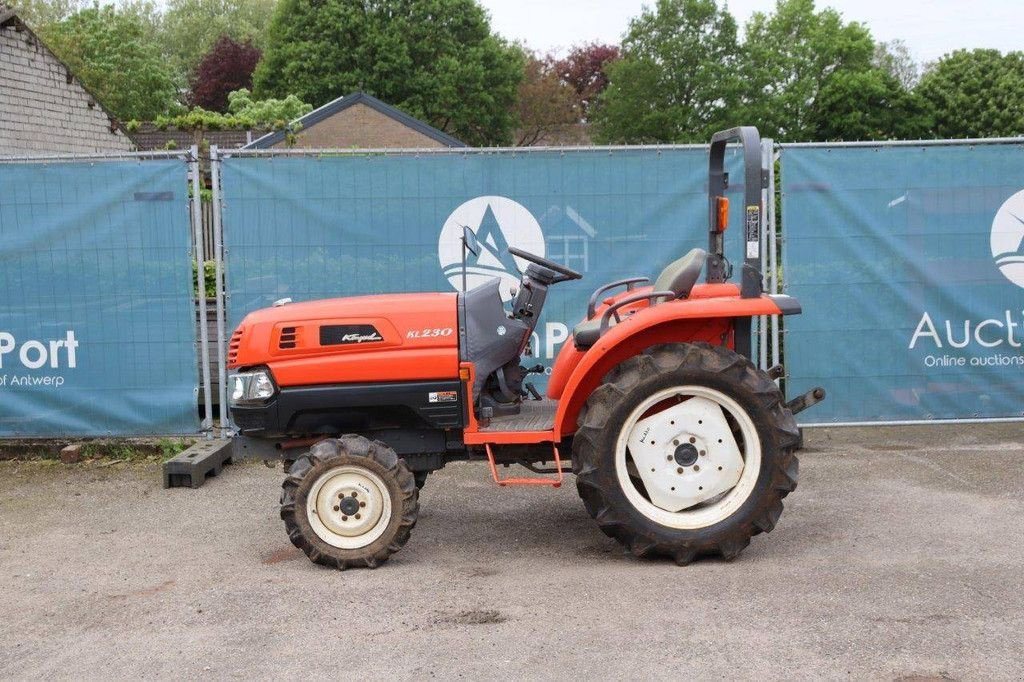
(508, 246, 583, 282)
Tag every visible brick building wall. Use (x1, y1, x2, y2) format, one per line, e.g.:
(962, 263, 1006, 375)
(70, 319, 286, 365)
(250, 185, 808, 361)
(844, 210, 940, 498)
(279, 102, 449, 149)
(0, 17, 134, 155)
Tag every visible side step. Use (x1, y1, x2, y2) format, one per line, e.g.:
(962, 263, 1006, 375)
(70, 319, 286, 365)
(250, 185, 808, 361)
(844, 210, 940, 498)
(162, 440, 233, 489)
(485, 444, 564, 488)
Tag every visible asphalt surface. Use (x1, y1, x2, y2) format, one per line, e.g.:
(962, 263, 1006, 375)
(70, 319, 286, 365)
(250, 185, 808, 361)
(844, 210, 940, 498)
(1, 424, 1022, 680)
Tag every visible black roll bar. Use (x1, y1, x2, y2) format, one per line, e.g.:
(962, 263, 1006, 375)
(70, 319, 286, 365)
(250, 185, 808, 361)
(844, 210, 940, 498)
(707, 126, 764, 299)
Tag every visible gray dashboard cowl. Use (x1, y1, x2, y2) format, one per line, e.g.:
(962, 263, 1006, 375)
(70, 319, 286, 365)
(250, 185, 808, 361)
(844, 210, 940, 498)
(457, 279, 529, 400)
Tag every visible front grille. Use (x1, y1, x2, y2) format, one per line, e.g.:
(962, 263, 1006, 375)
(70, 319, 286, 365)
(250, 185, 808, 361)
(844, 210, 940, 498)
(227, 328, 243, 367)
(279, 326, 298, 349)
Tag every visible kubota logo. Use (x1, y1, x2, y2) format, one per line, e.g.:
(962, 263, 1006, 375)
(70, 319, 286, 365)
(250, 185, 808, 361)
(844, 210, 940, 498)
(438, 196, 545, 301)
(992, 189, 1024, 289)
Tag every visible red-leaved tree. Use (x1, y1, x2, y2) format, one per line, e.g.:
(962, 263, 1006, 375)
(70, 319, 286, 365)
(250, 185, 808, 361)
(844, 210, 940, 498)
(190, 36, 262, 112)
(514, 52, 580, 146)
(554, 42, 621, 120)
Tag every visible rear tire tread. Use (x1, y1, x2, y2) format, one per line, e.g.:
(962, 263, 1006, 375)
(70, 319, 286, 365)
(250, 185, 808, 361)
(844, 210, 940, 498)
(572, 342, 800, 563)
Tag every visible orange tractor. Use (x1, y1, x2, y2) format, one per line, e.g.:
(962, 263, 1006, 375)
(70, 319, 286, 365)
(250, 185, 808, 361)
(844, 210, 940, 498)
(227, 127, 824, 569)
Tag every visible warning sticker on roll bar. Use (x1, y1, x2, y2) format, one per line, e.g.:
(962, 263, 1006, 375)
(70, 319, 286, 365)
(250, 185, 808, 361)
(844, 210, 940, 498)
(745, 205, 760, 259)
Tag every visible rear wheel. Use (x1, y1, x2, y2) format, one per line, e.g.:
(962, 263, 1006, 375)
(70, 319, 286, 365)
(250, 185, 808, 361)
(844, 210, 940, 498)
(281, 435, 418, 569)
(572, 343, 800, 564)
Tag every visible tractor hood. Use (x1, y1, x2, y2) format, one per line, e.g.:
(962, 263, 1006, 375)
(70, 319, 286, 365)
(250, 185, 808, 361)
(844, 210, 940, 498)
(228, 292, 461, 385)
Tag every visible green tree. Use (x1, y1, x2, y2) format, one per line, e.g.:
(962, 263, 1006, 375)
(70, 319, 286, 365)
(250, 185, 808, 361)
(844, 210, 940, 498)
(253, 0, 523, 146)
(916, 49, 1024, 138)
(9, 0, 88, 27)
(160, 0, 276, 84)
(147, 89, 312, 130)
(141, 89, 311, 151)
(42, 4, 179, 120)
(741, 0, 874, 141)
(591, 0, 740, 144)
(810, 68, 933, 140)
(14, 0, 164, 38)
(226, 88, 311, 124)
(874, 39, 919, 89)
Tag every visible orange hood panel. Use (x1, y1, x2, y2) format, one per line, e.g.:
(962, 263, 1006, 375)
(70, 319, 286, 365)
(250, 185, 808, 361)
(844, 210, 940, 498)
(229, 293, 460, 386)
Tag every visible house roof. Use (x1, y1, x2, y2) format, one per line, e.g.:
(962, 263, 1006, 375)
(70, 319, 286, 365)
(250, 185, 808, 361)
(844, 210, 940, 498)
(0, 6, 18, 26)
(244, 91, 467, 149)
(0, 5, 132, 145)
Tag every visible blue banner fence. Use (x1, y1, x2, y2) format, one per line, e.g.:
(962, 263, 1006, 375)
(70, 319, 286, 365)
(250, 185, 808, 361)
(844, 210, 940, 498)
(0, 152, 201, 436)
(218, 145, 769, 396)
(2, 138, 1022, 436)
(781, 139, 1024, 423)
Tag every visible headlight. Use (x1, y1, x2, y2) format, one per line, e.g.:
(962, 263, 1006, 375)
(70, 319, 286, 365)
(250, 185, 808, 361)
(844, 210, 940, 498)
(229, 369, 277, 405)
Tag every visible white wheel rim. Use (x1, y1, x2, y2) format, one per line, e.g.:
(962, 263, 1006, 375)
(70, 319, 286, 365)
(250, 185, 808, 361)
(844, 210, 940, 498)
(615, 385, 762, 530)
(306, 465, 393, 550)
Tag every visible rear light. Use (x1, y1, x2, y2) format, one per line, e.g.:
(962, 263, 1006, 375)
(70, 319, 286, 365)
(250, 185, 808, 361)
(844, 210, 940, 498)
(716, 196, 729, 232)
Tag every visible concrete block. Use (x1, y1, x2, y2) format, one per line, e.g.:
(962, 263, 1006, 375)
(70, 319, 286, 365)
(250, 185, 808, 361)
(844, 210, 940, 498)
(163, 440, 234, 489)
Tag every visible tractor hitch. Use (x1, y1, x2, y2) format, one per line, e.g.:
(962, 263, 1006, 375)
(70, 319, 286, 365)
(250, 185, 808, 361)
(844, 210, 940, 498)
(786, 387, 826, 415)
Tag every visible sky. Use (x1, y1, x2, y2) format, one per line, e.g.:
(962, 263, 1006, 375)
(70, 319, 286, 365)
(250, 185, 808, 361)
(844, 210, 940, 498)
(478, 0, 1022, 63)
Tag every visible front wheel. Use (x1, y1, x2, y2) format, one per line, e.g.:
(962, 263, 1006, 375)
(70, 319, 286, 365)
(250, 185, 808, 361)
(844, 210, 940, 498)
(572, 343, 800, 564)
(281, 435, 418, 569)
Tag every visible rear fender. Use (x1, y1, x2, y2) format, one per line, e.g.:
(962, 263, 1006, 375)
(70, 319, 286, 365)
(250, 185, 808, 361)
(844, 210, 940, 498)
(551, 295, 791, 439)
(546, 285, 669, 399)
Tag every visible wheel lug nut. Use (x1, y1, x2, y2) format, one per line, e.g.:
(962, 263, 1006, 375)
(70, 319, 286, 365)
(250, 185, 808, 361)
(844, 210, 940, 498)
(689, 437, 696, 444)
(359, 501, 366, 508)
(333, 505, 339, 511)
(673, 439, 679, 446)
(666, 455, 672, 461)
(700, 450, 706, 456)
(693, 465, 700, 472)
(676, 467, 683, 474)
(355, 513, 361, 520)
(351, 491, 358, 498)
(342, 515, 349, 521)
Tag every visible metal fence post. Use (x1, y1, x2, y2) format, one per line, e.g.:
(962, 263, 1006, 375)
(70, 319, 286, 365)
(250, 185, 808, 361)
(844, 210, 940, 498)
(758, 138, 772, 371)
(767, 141, 780, 376)
(191, 145, 214, 437)
(210, 146, 229, 434)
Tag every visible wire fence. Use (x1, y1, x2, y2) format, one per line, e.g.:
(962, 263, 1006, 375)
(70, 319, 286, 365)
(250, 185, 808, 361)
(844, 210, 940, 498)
(1, 137, 1022, 436)
(0, 151, 204, 436)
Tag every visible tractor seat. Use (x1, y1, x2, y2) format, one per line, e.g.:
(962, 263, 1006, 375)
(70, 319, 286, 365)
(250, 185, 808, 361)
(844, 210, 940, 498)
(573, 248, 708, 348)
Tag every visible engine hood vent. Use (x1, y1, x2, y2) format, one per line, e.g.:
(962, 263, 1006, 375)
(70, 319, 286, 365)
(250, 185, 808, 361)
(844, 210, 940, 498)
(279, 326, 298, 349)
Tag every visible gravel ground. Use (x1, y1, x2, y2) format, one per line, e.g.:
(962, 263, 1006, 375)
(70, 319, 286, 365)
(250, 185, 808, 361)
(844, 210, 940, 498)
(1, 424, 1022, 681)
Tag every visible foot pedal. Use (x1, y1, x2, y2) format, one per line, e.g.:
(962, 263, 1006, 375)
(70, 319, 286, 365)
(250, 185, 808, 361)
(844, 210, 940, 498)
(485, 444, 563, 488)
(162, 440, 233, 489)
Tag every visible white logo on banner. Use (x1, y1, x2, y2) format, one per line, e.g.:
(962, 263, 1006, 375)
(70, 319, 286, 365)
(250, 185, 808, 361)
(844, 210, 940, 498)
(991, 188, 1024, 289)
(908, 189, 1024, 370)
(438, 196, 545, 302)
(0, 330, 78, 388)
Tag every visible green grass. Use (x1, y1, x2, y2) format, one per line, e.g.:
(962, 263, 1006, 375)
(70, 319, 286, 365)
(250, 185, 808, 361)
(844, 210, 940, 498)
(157, 438, 192, 460)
